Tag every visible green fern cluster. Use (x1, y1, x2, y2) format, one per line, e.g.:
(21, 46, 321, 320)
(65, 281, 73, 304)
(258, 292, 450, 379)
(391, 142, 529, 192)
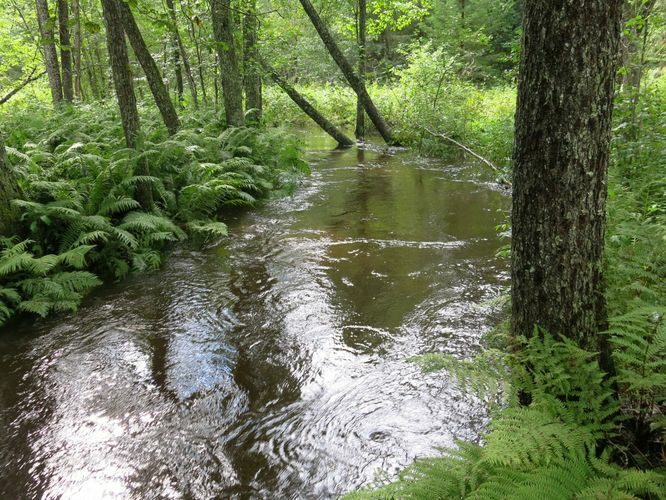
(0, 238, 101, 325)
(0, 104, 308, 327)
(350, 331, 666, 499)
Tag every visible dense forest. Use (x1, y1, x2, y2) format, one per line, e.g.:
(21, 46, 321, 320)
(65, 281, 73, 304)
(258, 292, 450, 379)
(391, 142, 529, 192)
(0, 0, 665, 497)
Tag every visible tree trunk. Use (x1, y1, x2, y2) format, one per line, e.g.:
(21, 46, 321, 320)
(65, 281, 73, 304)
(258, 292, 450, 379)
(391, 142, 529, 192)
(355, 0, 367, 140)
(190, 16, 208, 104)
(36, 0, 63, 105)
(298, 0, 394, 145)
(625, 0, 657, 139)
(0, 133, 22, 236)
(210, 0, 244, 126)
(261, 59, 353, 148)
(57, 0, 74, 102)
(101, 0, 152, 210)
(214, 53, 220, 109)
(72, 0, 83, 100)
(117, 0, 180, 135)
(93, 44, 109, 98)
(243, 0, 262, 124)
(166, 0, 199, 109)
(84, 45, 101, 100)
(172, 38, 184, 106)
(182, 2, 208, 104)
(511, 0, 623, 365)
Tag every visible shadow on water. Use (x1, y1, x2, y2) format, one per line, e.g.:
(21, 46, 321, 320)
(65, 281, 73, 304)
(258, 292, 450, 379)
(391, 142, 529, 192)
(0, 129, 509, 499)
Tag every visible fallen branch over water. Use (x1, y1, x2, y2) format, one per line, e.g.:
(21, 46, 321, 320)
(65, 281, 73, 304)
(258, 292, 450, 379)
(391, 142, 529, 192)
(422, 127, 510, 187)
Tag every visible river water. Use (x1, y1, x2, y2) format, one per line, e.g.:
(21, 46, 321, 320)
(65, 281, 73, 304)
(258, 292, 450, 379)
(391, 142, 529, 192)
(0, 132, 509, 499)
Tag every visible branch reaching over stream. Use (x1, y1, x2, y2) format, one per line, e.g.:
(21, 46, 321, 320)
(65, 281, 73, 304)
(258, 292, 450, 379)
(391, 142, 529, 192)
(422, 127, 511, 187)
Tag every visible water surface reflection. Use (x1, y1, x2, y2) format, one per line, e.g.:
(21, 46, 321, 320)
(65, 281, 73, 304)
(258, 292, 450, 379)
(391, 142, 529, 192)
(0, 132, 509, 498)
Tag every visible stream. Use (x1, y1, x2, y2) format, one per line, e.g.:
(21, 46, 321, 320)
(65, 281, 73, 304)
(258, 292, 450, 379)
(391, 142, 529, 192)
(0, 131, 509, 499)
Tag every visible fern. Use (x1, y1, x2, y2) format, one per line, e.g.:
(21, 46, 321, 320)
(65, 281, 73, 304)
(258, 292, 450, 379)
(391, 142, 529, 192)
(186, 220, 228, 246)
(2, 104, 308, 327)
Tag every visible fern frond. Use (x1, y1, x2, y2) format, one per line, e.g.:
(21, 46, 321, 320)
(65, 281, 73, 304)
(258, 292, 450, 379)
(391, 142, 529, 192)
(98, 196, 141, 216)
(57, 245, 95, 269)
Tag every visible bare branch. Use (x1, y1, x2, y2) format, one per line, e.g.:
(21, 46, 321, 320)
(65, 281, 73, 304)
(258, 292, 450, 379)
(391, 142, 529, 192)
(0, 69, 47, 106)
(422, 126, 510, 186)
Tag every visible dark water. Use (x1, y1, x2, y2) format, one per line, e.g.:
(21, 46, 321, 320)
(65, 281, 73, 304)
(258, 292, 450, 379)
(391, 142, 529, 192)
(0, 132, 509, 499)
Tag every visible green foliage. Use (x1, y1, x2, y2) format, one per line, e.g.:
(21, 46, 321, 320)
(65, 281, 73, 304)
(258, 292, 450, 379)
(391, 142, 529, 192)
(349, 73, 666, 499)
(0, 237, 102, 326)
(0, 105, 308, 326)
(349, 331, 666, 499)
(263, 44, 516, 175)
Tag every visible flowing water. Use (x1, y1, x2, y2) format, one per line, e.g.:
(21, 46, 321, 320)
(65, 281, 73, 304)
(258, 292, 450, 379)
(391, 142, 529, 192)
(0, 132, 509, 499)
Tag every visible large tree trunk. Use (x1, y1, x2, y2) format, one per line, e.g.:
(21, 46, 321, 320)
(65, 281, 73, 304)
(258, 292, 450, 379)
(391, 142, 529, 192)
(261, 59, 353, 148)
(243, 0, 262, 124)
(166, 0, 199, 109)
(117, 0, 180, 136)
(72, 0, 83, 100)
(101, 0, 152, 210)
(210, 0, 245, 126)
(355, 0, 366, 141)
(0, 133, 21, 236)
(511, 0, 623, 365)
(298, 0, 393, 144)
(57, 0, 74, 102)
(36, 0, 63, 105)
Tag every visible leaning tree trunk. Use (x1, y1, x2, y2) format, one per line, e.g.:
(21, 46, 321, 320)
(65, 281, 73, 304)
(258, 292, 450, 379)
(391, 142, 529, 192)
(210, 0, 245, 126)
(355, 0, 367, 140)
(298, 0, 394, 144)
(57, 0, 74, 102)
(36, 0, 63, 105)
(511, 0, 623, 366)
(101, 0, 152, 210)
(0, 133, 21, 236)
(166, 0, 199, 109)
(243, 0, 262, 124)
(260, 59, 353, 148)
(117, 0, 180, 135)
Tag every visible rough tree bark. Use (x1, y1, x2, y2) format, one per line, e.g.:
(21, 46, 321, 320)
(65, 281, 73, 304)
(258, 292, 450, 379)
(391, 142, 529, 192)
(0, 133, 21, 236)
(57, 0, 74, 102)
(511, 0, 623, 366)
(35, 0, 63, 105)
(166, 0, 198, 109)
(117, 0, 180, 135)
(355, 0, 366, 140)
(243, 0, 262, 123)
(210, 0, 245, 126)
(72, 0, 83, 100)
(260, 59, 353, 148)
(101, 0, 153, 210)
(298, 0, 394, 144)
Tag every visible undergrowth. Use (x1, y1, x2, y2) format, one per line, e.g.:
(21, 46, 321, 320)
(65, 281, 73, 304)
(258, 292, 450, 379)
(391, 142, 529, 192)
(0, 104, 309, 328)
(347, 77, 666, 498)
(263, 44, 515, 175)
